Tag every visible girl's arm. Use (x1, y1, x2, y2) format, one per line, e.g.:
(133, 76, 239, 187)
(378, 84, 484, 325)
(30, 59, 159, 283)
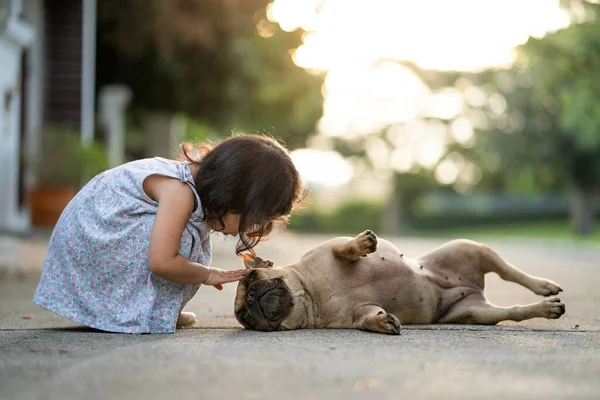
(144, 175, 247, 286)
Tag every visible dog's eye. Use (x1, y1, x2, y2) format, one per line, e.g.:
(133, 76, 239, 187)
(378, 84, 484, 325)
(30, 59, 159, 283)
(248, 271, 257, 282)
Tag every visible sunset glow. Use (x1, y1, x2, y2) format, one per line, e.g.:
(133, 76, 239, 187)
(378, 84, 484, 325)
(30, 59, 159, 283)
(265, 0, 571, 187)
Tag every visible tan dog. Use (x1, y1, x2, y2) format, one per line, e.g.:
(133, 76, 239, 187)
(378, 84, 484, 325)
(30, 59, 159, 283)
(234, 230, 565, 334)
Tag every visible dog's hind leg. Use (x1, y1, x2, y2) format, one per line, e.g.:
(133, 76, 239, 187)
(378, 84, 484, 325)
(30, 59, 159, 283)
(478, 243, 563, 296)
(353, 305, 401, 334)
(332, 230, 378, 262)
(438, 294, 566, 324)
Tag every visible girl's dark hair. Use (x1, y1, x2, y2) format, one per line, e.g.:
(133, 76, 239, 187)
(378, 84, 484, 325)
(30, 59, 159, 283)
(180, 134, 306, 256)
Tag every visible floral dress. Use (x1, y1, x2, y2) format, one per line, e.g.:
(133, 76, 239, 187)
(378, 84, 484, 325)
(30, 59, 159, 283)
(34, 157, 212, 333)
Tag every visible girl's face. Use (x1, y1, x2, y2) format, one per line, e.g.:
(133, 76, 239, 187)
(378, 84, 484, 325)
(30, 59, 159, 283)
(214, 213, 241, 236)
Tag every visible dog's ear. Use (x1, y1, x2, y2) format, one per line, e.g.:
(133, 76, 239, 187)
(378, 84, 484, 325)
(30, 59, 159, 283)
(243, 255, 274, 269)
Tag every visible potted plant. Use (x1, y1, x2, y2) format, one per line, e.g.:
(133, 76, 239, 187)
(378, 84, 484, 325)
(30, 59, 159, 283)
(28, 126, 108, 227)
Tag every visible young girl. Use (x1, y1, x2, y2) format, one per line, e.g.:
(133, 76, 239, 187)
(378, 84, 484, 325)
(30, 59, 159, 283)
(34, 134, 306, 333)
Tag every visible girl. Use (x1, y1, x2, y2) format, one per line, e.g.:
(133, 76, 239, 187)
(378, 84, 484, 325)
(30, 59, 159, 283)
(34, 134, 306, 333)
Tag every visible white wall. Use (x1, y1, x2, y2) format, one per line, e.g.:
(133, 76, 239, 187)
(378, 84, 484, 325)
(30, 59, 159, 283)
(0, 38, 24, 232)
(23, 0, 44, 189)
(0, 0, 37, 232)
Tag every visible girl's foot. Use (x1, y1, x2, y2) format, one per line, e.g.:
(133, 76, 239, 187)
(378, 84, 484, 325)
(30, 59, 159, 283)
(176, 311, 197, 327)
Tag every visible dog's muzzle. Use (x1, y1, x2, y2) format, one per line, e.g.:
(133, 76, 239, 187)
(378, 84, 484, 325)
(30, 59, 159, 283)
(236, 278, 293, 331)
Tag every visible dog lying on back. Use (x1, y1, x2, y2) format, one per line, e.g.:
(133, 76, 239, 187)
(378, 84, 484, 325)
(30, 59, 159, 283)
(234, 230, 565, 334)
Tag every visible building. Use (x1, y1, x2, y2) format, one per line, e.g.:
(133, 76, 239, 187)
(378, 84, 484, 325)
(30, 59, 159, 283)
(0, 0, 96, 233)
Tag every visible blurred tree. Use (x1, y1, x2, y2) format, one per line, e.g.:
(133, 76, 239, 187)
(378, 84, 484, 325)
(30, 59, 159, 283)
(96, 0, 323, 148)
(225, 33, 324, 149)
(400, 14, 600, 234)
(560, 0, 600, 23)
(515, 20, 600, 234)
(329, 132, 437, 234)
(389, 170, 438, 233)
(435, 68, 567, 196)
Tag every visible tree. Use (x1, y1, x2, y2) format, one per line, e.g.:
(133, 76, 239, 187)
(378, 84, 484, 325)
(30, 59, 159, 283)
(398, 19, 600, 234)
(514, 23, 600, 234)
(96, 0, 324, 148)
(328, 130, 439, 234)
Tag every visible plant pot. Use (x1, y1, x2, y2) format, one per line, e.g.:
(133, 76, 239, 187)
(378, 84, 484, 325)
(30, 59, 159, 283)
(28, 186, 78, 227)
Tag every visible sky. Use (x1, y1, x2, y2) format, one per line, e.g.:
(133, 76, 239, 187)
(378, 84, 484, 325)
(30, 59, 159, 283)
(267, 0, 572, 187)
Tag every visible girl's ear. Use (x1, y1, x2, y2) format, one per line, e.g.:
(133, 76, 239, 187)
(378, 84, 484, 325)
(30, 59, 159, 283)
(243, 255, 275, 269)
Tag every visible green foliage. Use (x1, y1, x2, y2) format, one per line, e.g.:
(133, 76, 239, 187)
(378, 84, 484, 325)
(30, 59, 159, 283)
(287, 200, 383, 235)
(390, 170, 439, 231)
(416, 219, 600, 245)
(179, 115, 218, 143)
(509, 20, 600, 190)
(97, 0, 324, 149)
(405, 21, 600, 193)
(375, 14, 600, 234)
(33, 126, 108, 187)
(449, 68, 570, 194)
(521, 24, 600, 146)
(224, 32, 324, 149)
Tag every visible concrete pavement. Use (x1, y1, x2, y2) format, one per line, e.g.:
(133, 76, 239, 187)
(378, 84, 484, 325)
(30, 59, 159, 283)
(1, 232, 599, 399)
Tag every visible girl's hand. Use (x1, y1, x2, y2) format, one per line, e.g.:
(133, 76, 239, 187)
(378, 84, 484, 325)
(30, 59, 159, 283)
(204, 267, 249, 290)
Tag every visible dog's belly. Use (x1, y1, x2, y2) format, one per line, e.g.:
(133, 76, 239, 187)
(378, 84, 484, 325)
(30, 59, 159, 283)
(317, 240, 442, 325)
(322, 263, 479, 325)
(301, 238, 484, 328)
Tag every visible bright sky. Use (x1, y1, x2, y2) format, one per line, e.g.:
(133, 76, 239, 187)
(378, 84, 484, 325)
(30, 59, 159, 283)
(267, 0, 571, 187)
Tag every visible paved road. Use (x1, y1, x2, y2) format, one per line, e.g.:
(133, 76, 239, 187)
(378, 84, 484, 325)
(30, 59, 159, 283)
(1, 233, 599, 399)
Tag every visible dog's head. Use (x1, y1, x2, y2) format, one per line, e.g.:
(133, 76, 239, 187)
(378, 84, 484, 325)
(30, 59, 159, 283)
(234, 256, 306, 331)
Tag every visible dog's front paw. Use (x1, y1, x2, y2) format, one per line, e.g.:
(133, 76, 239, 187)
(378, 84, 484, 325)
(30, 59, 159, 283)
(373, 311, 401, 335)
(355, 230, 378, 257)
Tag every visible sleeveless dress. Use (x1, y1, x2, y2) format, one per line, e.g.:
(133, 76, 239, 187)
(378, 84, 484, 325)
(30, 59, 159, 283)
(33, 157, 212, 333)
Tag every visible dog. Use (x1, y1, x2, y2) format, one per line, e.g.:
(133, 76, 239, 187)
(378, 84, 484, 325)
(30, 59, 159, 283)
(234, 230, 565, 334)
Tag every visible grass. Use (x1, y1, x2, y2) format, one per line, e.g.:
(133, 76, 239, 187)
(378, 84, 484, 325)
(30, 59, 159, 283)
(414, 219, 600, 245)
